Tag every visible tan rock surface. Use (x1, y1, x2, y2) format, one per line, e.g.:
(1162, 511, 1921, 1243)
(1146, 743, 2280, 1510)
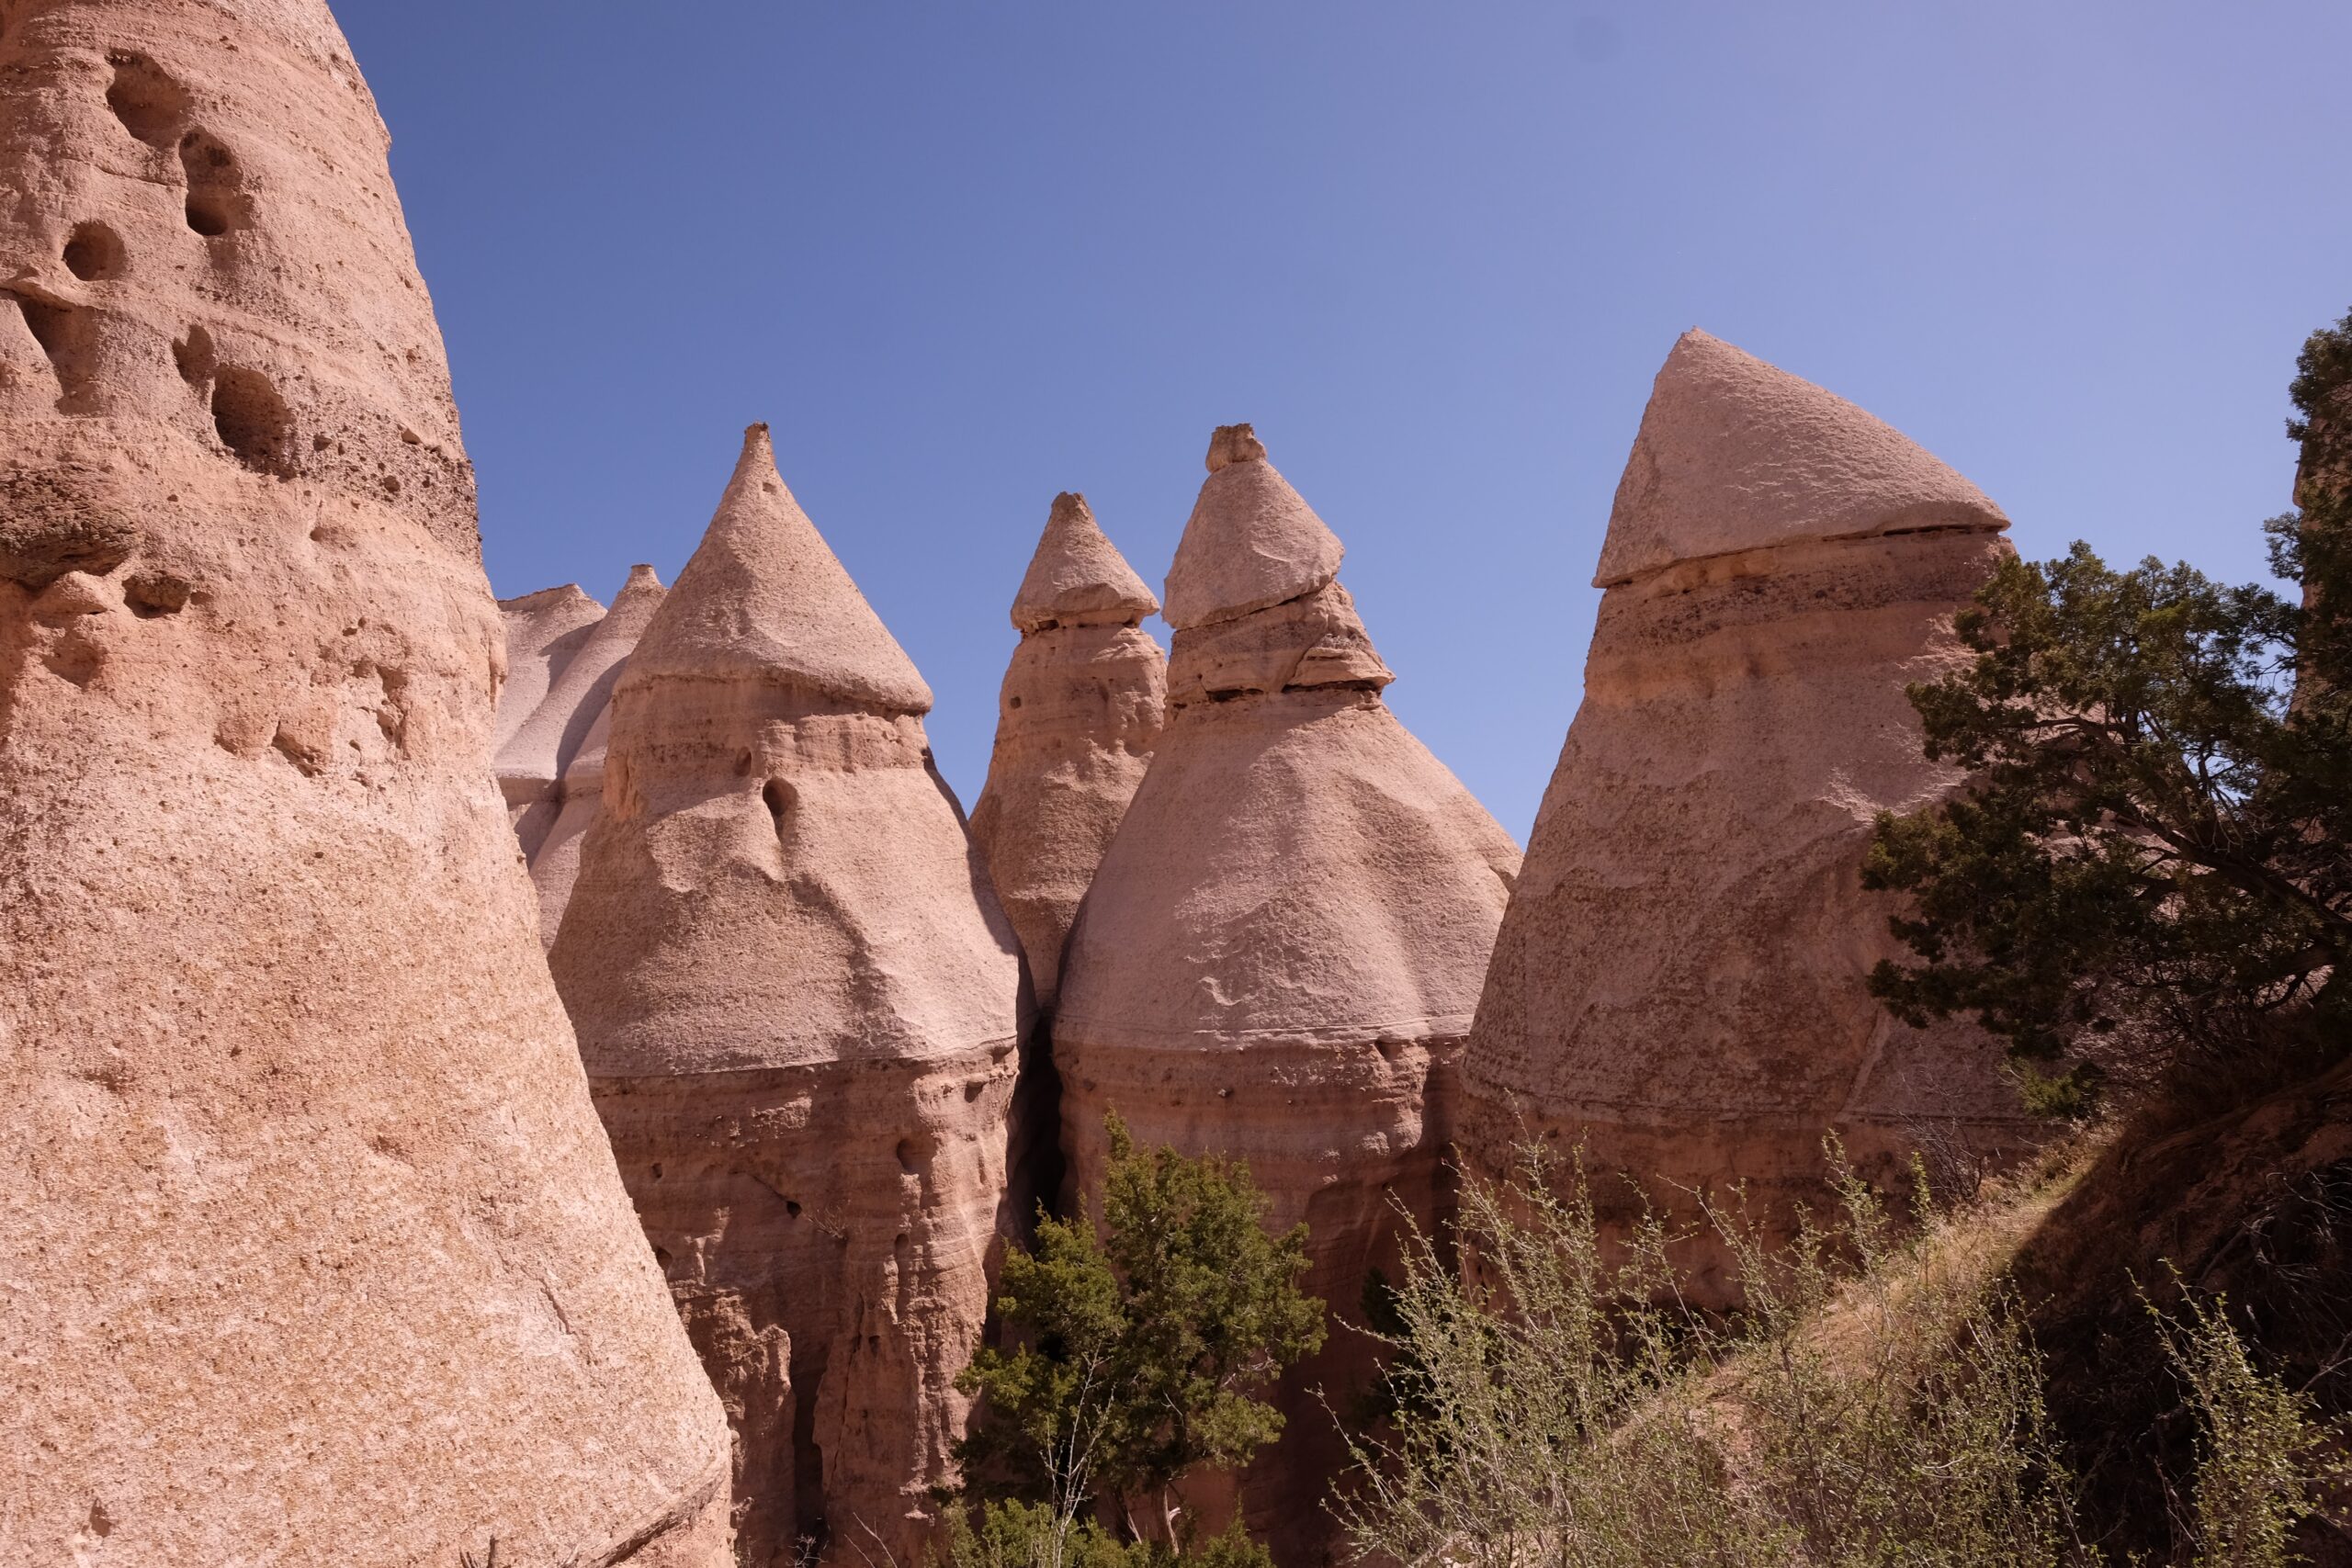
(969, 491, 1165, 1010)
(495, 563, 666, 942)
(1055, 426, 1521, 1561)
(494, 580, 604, 752)
(1463, 331, 2042, 1299)
(0, 3, 732, 1562)
(550, 426, 1025, 1567)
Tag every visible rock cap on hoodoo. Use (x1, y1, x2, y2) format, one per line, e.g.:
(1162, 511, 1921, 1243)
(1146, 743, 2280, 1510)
(1161, 423, 1345, 630)
(627, 424, 933, 712)
(1595, 330, 2008, 588)
(1010, 492, 1159, 631)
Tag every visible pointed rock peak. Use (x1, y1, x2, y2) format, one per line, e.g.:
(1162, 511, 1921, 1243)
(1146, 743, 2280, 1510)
(1596, 330, 2008, 587)
(1163, 423, 1345, 630)
(628, 423, 934, 713)
(617, 562, 664, 597)
(1011, 491, 1159, 631)
(499, 581, 604, 617)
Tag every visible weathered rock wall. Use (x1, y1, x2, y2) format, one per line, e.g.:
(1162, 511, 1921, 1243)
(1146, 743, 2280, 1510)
(0, 1, 731, 1562)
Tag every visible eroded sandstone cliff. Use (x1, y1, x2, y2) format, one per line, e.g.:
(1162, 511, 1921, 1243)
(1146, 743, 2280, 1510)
(550, 425, 1026, 1567)
(1463, 329, 2042, 1298)
(1055, 423, 1521, 1559)
(0, 1, 733, 1561)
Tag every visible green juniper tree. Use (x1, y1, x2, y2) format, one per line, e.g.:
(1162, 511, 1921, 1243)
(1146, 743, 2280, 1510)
(1862, 310, 2352, 1112)
(949, 1114, 1324, 1568)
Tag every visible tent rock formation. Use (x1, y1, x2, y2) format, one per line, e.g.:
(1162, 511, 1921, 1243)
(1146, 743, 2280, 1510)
(1463, 329, 2043, 1296)
(495, 563, 667, 943)
(550, 425, 1026, 1568)
(1055, 425, 1522, 1557)
(0, 2, 733, 1562)
(968, 491, 1166, 1010)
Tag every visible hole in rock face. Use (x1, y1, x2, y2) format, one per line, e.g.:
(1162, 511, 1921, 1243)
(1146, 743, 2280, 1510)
(12, 294, 99, 408)
(123, 571, 191, 618)
(785, 1200, 802, 1218)
(172, 323, 215, 387)
(650, 1162, 663, 1180)
(762, 777, 795, 829)
(895, 1135, 933, 1175)
(178, 130, 247, 236)
(106, 52, 190, 147)
(62, 223, 127, 281)
(210, 366, 297, 478)
(1007, 695, 1022, 709)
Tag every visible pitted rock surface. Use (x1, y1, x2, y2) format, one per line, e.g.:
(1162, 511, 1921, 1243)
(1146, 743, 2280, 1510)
(0, 3, 733, 1562)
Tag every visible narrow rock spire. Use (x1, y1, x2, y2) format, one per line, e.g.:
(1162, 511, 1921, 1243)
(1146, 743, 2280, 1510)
(973, 491, 1167, 1009)
(627, 423, 931, 711)
(495, 582, 606, 752)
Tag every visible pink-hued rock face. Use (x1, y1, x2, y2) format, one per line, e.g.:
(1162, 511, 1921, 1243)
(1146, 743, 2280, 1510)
(0, 3, 732, 1564)
(550, 426, 1025, 1568)
(1593, 329, 2007, 586)
(970, 492, 1166, 1010)
(494, 563, 666, 943)
(1464, 331, 2041, 1301)
(494, 580, 605, 752)
(1159, 423, 1346, 629)
(1055, 427, 1521, 1559)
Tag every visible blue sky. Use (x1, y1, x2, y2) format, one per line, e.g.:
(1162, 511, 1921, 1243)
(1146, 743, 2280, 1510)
(339, 2, 2352, 840)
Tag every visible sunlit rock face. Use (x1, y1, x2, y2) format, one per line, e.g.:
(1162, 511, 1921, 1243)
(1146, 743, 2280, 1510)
(1463, 330, 2042, 1302)
(0, 2, 734, 1562)
(551, 425, 1026, 1568)
(1055, 424, 1521, 1562)
(968, 490, 1165, 1013)
(494, 563, 666, 944)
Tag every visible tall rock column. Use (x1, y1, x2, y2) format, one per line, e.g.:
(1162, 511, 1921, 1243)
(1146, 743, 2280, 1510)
(495, 562, 667, 942)
(0, 3, 732, 1563)
(1055, 424, 1521, 1558)
(550, 426, 1026, 1568)
(968, 491, 1165, 1011)
(1463, 330, 2043, 1298)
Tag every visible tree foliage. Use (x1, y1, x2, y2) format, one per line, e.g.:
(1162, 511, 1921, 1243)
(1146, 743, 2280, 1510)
(950, 1113, 1324, 1568)
(1862, 310, 2352, 1111)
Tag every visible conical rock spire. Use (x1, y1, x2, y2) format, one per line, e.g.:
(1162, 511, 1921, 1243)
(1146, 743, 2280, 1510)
(1160, 423, 1345, 628)
(1011, 491, 1159, 631)
(1056, 424, 1519, 1561)
(495, 582, 605, 752)
(973, 492, 1167, 1009)
(1464, 330, 2036, 1304)
(1596, 330, 2007, 586)
(629, 424, 932, 712)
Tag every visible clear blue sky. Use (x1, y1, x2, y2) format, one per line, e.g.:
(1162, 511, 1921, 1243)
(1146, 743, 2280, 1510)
(338, 1, 2351, 840)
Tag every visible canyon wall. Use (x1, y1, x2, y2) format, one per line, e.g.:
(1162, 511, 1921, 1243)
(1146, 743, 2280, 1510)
(1463, 330, 2042, 1298)
(1055, 423, 1521, 1560)
(550, 426, 1026, 1568)
(0, 1, 732, 1562)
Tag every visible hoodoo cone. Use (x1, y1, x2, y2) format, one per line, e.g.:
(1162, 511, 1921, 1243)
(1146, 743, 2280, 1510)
(1055, 424, 1522, 1562)
(550, 426, 1026, 1568)
(0, 2, 733, 1562)
(969, 491, 1166, 1012)
(1463, 330, 2044, 1300)
(496, 562, 667, 943)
